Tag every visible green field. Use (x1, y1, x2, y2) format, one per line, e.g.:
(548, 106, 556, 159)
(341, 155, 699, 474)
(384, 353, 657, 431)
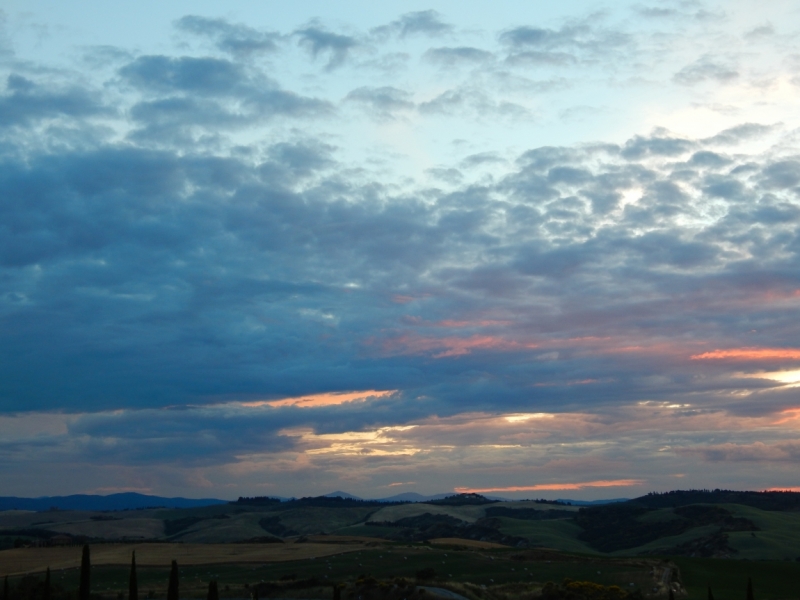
(7, 542, 800, 600)
(494, 518, 596, 554)
(676, 556, 800, 600)
(4, 545, 659, 598)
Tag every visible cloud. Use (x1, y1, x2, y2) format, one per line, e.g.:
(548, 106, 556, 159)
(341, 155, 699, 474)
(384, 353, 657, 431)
(295, 25, 358, 70)
(673, 58, 739, 85)
(703, 123, 776, 146)
(0, 74, 108, 127)
(761, 160, 800, 189)
(499, 21, 632, 64)
(423, 47, 494, 66)
(5, 5, 800, 496)
(371, 11, 452, 40)
(455, 480, 644, 493)
(679, 441, 800, 462)
(633, 6, 678, 19)
(504, 51, 577, 67)
(620, 132, 695, 159)
(175, 15, 280, 56)
(119, 56, 245, 95)
(691, 348, 800, 361)
(115, 55, 331, 138)
(418, 87, 528, 119)
(345, 86, 414, 118)
(744, 24, 775, 40)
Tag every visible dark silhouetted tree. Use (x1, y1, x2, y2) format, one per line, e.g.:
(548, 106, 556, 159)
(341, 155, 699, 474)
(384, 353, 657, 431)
(333, 583, 341, 600)
(79, 545, 91, 600)
(669, 589, 675, 600)
(746, 577, 754, 600)
(252, 585, 259, 600)
(4, 575, 9, 600)
(207, 580, 218, 600)
(167, 560, 179, 600)
(44, 567, 51, 600)
(708, 586, 715, 600)
(129, 551, 138, 600)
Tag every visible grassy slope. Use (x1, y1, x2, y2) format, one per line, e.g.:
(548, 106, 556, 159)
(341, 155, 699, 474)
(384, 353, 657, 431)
(5, 501, 800, 562)
(722, 504, 800, 560)
(494, 517, 596, 554)
(172, 513, 272, 543)
(278, 507, 378, 535)
(50, 517, 164, 539)
(369, 504, 489, 524)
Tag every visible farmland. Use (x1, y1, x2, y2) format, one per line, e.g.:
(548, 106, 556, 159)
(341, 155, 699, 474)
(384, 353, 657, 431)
(3, 491, 800, 600)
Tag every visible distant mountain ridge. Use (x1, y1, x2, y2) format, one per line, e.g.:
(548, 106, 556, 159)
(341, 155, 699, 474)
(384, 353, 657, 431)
(0, 491, 631, 513)
(557, 498, 629, 506)
(0, 492, 228, 512)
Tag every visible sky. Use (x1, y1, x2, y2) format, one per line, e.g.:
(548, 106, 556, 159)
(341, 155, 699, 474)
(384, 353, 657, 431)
(1, 0, 800, 500)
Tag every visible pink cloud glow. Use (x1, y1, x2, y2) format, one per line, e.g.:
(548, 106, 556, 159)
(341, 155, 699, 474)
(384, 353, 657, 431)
(691, 348, 800, 361)
(773, 408, 800, 425)
(454, 479, 644, 493)
(242, 390, 395, 408)
(372, 334, 538, 358)
(436, 319, 513, 328)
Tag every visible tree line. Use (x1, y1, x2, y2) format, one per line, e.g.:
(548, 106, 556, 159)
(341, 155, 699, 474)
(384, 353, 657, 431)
(1, 545, 219, 600)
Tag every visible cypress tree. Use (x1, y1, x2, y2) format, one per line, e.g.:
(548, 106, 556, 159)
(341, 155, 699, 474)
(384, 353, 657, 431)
(44, 567, 51, 600)
(669, 589, 675, 600)
(708, 586, 715, 600)
(252, 585, 259, 600)
(333, 584, 341, 600)
(129, 551, 138, 600)
(79, 544, 91, 600)
(167, 560, 179, 600)
(746, 577, 754, 600)
(3, 575, 8, 600)
(206, 580, 218, 600)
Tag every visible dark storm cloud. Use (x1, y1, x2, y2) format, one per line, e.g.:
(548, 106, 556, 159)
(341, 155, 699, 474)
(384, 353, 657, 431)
(371, 10, 452, 39)
(175, 15, 280, 56)
(294, 25, 359, 70)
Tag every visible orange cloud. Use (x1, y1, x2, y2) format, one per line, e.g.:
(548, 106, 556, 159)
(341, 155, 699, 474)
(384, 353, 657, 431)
(454, 479, 644, 493)
(765, 487, 800, 492)
(242, 390, 395, 408)
(691, 348, 800, 361)
(773, 408, 800, 425)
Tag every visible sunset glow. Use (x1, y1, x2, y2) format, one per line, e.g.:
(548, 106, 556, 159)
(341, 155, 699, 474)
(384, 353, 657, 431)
(691, 349, 800, 361)
(3, 0, 800, 500)
(454, 480, 645, 493)
(243, 390, 396, 408)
